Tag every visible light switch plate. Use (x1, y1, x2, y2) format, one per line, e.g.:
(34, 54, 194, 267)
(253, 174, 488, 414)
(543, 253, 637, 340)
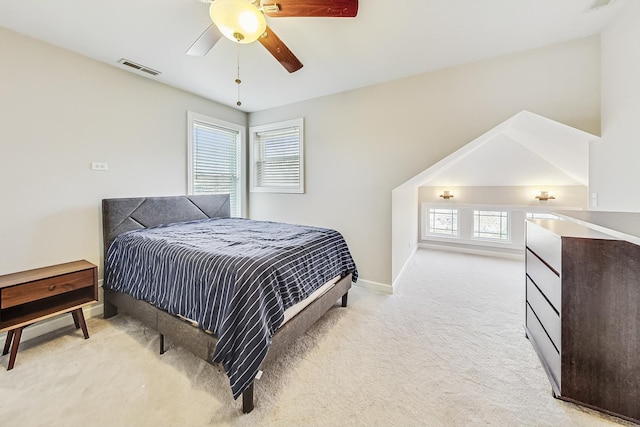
(91, 162, 109, 171)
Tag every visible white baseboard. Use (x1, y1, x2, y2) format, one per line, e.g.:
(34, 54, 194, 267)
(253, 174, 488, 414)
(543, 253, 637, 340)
(1, 275, 394, 345)
(392, 245, 418, 291)
(0, 275, 396, 345)
(418, 242, 524, 260)
(354, 278, 393, 294)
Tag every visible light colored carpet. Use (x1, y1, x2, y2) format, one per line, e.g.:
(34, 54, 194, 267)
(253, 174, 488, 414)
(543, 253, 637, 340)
(0, 248, 633, 426)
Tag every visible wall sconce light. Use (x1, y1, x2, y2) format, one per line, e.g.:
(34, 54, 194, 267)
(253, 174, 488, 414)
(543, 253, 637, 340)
(535, 191, 556, 201)
(440, 190, 454, 200)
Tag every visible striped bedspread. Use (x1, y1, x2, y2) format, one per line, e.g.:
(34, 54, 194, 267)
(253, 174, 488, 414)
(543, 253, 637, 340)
(103, 217, 358, 399)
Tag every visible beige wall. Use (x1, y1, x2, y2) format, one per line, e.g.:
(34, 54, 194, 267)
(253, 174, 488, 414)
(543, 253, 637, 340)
(591, 1, 640, 211)
(0, 27, 602, 289)
(417, 186, 587, 258)
(418, 186, 588, 208)
(391, 186, 418, 288)
(249, 36, 601, 288)
(0, 27, 245, 276)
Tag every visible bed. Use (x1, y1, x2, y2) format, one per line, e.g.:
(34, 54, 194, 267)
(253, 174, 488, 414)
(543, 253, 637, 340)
(101, 194, 357, 413)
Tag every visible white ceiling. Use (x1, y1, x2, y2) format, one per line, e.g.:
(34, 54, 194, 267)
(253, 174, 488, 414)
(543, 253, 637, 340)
(0, 0, 627, 112)
(422, 133, 585, 187)
(401, 111, 596, 188)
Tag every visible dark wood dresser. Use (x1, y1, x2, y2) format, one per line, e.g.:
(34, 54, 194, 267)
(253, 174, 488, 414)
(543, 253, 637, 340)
(0, 260, 98, 370)
(525, 214, 640, 424)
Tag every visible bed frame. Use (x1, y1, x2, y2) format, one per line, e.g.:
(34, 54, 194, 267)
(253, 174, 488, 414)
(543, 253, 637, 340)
(101, 195, 351, 413)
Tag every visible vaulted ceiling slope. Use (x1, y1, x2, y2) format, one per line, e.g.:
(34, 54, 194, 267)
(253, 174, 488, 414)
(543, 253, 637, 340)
(0, 0, 628, 112)
(397, 110, 597, 189)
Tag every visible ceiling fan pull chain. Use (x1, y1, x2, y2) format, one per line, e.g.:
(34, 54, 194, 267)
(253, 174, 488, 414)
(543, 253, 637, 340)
(235, 44, 242, 107)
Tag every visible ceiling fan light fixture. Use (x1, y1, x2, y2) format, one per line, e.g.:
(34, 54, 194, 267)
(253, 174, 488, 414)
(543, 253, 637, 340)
(210, 0, 267, 44)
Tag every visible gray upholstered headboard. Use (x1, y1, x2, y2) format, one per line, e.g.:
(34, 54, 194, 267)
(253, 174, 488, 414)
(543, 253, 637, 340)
(102, 194, 230, 257)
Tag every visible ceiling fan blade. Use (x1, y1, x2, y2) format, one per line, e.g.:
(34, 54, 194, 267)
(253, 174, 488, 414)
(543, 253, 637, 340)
(258, 26, 303, 73)
(261, 0, 358, 18)
(186, 24, 223, 56)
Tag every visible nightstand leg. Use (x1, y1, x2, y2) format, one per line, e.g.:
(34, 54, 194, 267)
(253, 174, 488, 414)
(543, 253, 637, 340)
(72, 309, 90, 339)
(2, 330, 14, 356)
(7, 327, 23, 370)
(72, 312, 81, 329)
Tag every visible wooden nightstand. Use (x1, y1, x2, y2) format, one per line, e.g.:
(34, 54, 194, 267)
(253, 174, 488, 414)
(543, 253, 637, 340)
(0, 260, 98, 370)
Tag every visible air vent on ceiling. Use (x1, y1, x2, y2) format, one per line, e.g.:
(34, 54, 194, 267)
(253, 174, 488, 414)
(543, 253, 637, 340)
(586, 0, 615, 12)
(117, 59, 161, 76)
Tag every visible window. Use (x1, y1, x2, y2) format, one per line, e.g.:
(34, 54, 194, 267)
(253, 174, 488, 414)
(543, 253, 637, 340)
(250, 118, 304, 193)
(427, 208, 459, 236)
(420, 204, 525, 249)
(473, 210, 509, 240)
(187, 112, 245, 217)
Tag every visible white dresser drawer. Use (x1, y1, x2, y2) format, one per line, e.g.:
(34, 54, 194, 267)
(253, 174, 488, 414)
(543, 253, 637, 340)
(526, 249, 561, 312)
(526, 304, 561, 390)
(526, 277, 561, 350)
(526, 221, 561, 273)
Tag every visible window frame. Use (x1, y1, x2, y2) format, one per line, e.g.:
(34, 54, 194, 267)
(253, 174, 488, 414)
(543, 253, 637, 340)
(472, 209, 511, 241)
(423, 207, 460, 239)
(420, 203, 525, 250)
(249, 118, 304, 194)
(187, 111, 247, 217)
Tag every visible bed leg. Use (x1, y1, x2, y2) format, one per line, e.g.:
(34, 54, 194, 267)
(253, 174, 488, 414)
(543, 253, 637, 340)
(242, 383, 254, 413)
(159, 334, 165, 355)
(103, 300, 118, 319)
(341, 292, 348, 308)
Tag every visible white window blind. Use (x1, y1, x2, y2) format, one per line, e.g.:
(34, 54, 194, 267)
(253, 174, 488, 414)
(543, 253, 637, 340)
(188, 112, 244, 217)
(250, 118, 304, 193)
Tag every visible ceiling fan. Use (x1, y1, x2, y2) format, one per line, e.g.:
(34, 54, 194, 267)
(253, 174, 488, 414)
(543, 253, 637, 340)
(187, 0, 359, 73)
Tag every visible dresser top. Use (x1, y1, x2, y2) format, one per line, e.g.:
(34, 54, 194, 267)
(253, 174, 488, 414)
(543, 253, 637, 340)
(552, 210, 640, 246)
(527, 218, 617, 240)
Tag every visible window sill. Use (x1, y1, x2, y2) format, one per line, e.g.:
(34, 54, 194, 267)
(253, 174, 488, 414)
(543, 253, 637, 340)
(422, 235, 522, 251)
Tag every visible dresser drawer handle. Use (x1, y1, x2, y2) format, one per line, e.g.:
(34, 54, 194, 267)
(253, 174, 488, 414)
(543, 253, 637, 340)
(48, 284, 56, 291)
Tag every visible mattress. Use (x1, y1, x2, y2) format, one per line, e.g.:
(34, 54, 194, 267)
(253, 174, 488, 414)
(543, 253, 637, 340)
(282, 275, 340, 323)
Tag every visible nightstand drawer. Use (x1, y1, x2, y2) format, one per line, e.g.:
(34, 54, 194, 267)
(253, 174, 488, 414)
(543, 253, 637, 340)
(1, 269, 95, 309)
(527, 277, 560, 350)
(526, 304, 561, 389)
(526, 249, 561, 311)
